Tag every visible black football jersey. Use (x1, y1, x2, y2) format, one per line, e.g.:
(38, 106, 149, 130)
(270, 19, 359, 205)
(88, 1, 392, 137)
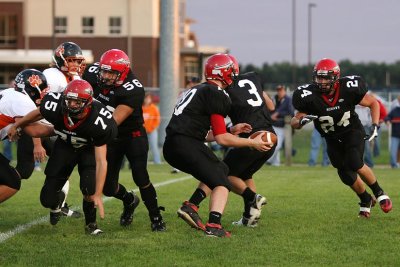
(292, 75, 367, 137)
(166, 82, 231, 141)
(83, 63, 145, 137)
(40, 92, 118, 147)
(227, 72, 272, 136)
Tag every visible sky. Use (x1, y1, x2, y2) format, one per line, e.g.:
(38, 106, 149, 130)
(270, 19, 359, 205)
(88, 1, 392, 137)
(186, 0, 400, 67)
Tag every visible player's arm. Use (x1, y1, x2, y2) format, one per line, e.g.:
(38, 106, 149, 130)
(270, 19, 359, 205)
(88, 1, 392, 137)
(291, 112, 318, 129)
(359, 94, 380, 125)
(263, 91, 275, 111)
(90, 144, 108, 219)
(112, 104, 133, 126)
(8, 108, 45, 140)
(211, 114, 271, 152)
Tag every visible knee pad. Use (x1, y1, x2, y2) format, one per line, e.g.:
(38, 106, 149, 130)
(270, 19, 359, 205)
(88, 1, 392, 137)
(40, 178, 65, 209)
(337, 169, 357, 186)
(103, 178, 119, 197)
(80, 168, 96, 196)
(15, 161, 34, 180)
(346, 148, 364, 171)
(0, 154, 21, 190)
(1, 167, 21, 190)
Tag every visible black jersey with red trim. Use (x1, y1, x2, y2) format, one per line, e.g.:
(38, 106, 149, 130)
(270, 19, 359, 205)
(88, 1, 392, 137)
(227, 72, 272, 136)
(292, 75, 367, 138)
(83, 63, 145, 137)
(166, 82, 231, 141)
(40, 92, 118, 147)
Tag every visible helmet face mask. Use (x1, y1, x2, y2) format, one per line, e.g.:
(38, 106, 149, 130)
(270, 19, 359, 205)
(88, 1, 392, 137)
(62, 80, 93, 119)
(53, 42, 86, 77)
(204, 54, 235, 87)
(14, 69, 48, 105)
(313, 58, 340, 94)
(97, 49, 130, 88)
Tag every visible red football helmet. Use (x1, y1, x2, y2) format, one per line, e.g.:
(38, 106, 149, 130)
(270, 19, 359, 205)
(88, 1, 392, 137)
(97, 49, 131, 88)
(204, 54, 234, 86)
(313, 58, 340, 93)
(227, 54, 240, 77)
(62, 80, 93, 118)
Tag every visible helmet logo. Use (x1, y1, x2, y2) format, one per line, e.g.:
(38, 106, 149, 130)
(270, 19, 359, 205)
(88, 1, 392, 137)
(55, 45, 65, 57)
(28, 75, 43, 88)
(115, 58, 130, 66)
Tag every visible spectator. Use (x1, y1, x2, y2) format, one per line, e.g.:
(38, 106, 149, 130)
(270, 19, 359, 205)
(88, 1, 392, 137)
(267, 85, 294, 166)
(355, 104, 374, 167)
(143, 93, 161, 164)
(308, 127, 330, 167)
(384, 105, 400, 168)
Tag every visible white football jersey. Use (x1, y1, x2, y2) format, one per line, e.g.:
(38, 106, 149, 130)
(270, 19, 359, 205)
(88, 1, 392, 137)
(0, 89, 37, 140)
(43, 67, 81, 93)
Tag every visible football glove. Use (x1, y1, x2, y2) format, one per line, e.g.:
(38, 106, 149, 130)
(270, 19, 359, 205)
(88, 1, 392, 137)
(367, 123, 379, 142)
(299, 115, 318, 126)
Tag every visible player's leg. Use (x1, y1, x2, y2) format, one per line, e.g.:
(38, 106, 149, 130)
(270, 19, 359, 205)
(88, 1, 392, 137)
(164, 135, 231, 237)
(40, 139, 76, 225)
(0, 153, 21, 203)
(345, 130, 392, 214)
(103, 138, 140, 227)
(126, 130, 165, 231)
(78, 146, 103, 235)
(226, 145, 275, 226)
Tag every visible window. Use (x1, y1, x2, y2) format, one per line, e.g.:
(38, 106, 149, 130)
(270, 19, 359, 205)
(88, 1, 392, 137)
(0, 14, 17, 47)
(82, 17, 94, 34)
(109, 17, 121, 34)
(54, 17, 67, 34)
(184, 58, 200, 83)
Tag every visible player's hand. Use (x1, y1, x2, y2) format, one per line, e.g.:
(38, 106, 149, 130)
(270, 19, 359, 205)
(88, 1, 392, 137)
(230, 123, 252, 135)
(368, 123, 379, 142)
(252, 133, 273, 152)
(7, 126, 22, 142)
(89, 194, 105, 219)
(300, 115, 318, 126)
(33, 144, 47, 163)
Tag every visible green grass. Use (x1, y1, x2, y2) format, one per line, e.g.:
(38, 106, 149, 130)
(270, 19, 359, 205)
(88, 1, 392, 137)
(1, 164, 399, 266)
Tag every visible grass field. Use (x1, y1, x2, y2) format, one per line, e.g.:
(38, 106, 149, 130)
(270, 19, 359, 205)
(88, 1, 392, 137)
(0, 163, 399, 266)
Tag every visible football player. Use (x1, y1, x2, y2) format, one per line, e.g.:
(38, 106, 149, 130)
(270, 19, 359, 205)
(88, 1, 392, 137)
(177, 54, 277, 230)
(0, 72, 54, 203)
(40, 41, 87, 219)
(8, 80, 118, 234)
(82, 49, 165, 231)
(43, 41, 86, 93)
(163, 53, 271, 237)
(291, 58, 392, 218)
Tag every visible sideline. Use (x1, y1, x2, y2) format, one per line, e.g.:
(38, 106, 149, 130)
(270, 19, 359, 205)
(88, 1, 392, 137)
(0, 175, 192, 244)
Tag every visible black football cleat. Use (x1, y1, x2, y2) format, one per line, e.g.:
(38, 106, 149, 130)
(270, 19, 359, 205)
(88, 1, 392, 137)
(120, 192, 140, 226)
(85, 223, 104, 235)
(49, 210, 62, 225)
(205, 223, 231, 238)
(177, 201, 206, 231)
(61, 203, 81, 218)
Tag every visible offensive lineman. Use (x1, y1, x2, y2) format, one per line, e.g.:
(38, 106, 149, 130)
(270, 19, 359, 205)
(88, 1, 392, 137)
(291, 58, 392, 218)
(9, 80, 118, 234)
(83, 49, 165, 231)
(41, 41, 87, 218)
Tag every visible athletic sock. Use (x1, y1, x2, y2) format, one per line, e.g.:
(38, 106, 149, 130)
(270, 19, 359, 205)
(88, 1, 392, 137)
(189, 188, 207, 207)
(208, 211, 222, 225)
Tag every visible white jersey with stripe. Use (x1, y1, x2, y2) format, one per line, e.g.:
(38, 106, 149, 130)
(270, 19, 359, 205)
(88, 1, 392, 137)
(0, 88, 37, 140)
(43, 67, 81, 93)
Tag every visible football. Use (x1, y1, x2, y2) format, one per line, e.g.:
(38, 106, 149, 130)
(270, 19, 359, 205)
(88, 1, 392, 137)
(248, 131, 277, 145)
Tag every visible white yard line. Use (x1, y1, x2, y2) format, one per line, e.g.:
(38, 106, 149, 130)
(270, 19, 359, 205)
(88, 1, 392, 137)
(0, 176, 192, 244)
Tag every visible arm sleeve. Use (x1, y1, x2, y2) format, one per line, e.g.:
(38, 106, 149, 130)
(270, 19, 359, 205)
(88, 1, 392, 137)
(211, 114, 227, 136)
